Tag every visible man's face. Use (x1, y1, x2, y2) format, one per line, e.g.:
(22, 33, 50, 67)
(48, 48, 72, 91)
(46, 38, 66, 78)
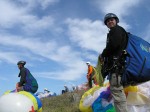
(18, 64, 22, 69)
(106, 18, 117, 28)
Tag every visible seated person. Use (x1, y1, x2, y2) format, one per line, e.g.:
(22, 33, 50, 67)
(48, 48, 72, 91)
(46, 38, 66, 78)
(16, 61, 38, 94)
(62, 85, 69, 94)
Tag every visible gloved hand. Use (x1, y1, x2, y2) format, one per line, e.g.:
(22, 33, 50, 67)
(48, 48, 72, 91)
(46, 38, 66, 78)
(86, 74, 89, 80)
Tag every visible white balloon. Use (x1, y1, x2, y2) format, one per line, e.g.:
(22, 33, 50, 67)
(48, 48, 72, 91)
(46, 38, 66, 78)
(0, 93, 34, 112)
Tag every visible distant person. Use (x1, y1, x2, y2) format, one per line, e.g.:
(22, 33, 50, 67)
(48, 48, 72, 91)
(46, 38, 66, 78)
(44, 88, 50, 93)
(86, 62, 94, 88)
(72, 84, 76, 91)
(62, 85, 69, 94)
(43, 88, 51, 97)
(16, 61, 38, 94)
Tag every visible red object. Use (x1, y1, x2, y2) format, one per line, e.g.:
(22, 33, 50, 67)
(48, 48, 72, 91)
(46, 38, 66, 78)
(31, 106, 35, 112)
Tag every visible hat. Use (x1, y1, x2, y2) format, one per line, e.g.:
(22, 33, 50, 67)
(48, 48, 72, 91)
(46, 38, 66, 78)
(17, 61, 26, 65)
(86, 62, 90, 65)
(44, 88, 48, 91)
(104, 13, 119, 25)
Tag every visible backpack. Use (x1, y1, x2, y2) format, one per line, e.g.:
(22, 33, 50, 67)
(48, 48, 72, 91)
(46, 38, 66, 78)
(121, 33, 150, 86)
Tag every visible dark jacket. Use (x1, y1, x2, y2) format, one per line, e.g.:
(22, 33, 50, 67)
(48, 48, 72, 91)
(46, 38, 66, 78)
(101, 25, 128, 67)
(102, 25, 128, 57)
(18, 67, 38, 93)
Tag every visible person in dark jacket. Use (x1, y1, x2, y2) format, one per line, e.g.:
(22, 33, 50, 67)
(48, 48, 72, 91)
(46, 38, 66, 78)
(16, 61, 38, 94)
(100, 13, 128, 112)
(62, 85, 69, 94)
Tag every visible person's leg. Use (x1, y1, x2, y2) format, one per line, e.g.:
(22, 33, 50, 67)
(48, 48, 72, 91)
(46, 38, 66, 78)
(109, 73, 128, 112)
(88, 76, 92, 88)
(23, 85, 37, 94)
(62, 90, 64, 94)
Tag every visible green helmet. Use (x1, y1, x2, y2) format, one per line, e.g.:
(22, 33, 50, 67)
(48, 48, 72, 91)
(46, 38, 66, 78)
(104, 13, 119, 25)
(17, 61, 26, 66)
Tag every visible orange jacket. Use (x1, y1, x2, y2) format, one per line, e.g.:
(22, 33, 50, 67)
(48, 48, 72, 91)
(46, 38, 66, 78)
(87, 65, 93, 77)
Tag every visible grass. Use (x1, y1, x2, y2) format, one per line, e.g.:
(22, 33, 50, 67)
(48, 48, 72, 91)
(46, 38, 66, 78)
(41, 90, 85, 112)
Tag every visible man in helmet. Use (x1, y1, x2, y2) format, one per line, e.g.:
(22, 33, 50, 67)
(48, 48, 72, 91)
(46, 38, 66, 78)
(16, 61, 38, 94)
(86, 62, 94, 88)
(100, 13, 128, 112)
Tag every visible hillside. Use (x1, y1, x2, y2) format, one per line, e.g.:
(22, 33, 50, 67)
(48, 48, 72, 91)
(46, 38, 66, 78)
(41, 90, 85, 112)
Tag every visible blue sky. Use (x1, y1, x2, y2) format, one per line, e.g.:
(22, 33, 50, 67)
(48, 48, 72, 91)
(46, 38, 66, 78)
(0, 0, 150, 95)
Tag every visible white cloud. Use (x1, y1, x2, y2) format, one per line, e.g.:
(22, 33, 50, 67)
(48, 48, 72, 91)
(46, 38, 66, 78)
(66, 18, 107, 53)
(36, 61, 87, 80)
(0, 33, 87, 80)
(0, 1, 26, 28)
(83, 52, 99, 62)
(22, 16, 55, 35)
(95, 0, 141, 17)
(0, 34, 57, 57)
(0, 33, 83, 65)
(0, 0, 59, 35)
(14, 0, 59, 10)
(0, 51, 19, 64)
(38, 0, 60, 9)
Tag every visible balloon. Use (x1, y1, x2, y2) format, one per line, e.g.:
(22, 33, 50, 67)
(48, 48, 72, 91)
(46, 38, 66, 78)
(0, 93, 34, 112)
(19, 91, 42, 112)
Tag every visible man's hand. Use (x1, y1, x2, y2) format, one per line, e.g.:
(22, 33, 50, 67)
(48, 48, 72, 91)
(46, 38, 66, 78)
(87, 75, 89, 80)
(16, 82, 21, 92)
(16, 82, 19, 87)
